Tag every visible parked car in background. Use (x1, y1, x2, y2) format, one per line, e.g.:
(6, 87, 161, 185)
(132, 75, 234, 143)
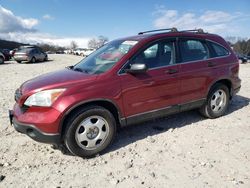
(0, 49, 11, 61)
(0, 52, 5, 64)
(45, 51, 54, 54)
(247, 55, 250, 63)
(237, 54, 248, 64)
(10, 48, 18, 57)
(64, 49, 72, 54)
(73, 48, 85, 55)
(14, 47, 48, 63)
(10, 46, 38, 58)
(81, 48, 95, 57)
(56, 50, 64, 54)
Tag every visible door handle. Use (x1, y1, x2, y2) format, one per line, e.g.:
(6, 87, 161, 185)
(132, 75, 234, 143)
(208, 62, 216, 67)
(166, 69, 178, 74)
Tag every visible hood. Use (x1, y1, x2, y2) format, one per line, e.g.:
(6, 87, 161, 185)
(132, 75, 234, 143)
(21, 68, 97, 94)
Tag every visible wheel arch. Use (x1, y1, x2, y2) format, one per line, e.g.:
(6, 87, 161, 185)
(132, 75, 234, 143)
(59, 99, 124, 138)
(208, 79, 232, 99)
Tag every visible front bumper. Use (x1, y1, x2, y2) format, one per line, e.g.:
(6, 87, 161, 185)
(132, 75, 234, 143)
(9, 110, 61, 144)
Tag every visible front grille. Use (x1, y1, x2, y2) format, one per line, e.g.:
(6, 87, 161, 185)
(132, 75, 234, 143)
(15, 88, 22, 102)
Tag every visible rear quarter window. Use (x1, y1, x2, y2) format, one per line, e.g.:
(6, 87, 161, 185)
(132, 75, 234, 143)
(179, 39, 209, 62)
(209, 42, 230, 57)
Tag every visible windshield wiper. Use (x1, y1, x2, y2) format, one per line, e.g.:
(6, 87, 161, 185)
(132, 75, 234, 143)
(66, 65, 73, 69)
(73, 67, 89, 74)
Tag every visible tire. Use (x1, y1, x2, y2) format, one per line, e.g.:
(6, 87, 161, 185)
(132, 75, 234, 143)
(64, 106, 116, 158)
(0, 57, 4, 64)
(44, 55, 48, 61)
(16, 61, 22, 64)
(30, 57, 36, 63)
(199, 83, 229, 118)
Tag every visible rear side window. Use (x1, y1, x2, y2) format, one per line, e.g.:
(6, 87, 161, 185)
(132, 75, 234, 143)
(179, 39, 209, 62)
(210, 42, 229, 57)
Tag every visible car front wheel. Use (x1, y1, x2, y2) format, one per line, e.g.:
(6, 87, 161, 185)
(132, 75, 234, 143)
(0, 57, 4, 64)
(199, 83, 229, 118)
(64, 106, 116, 158)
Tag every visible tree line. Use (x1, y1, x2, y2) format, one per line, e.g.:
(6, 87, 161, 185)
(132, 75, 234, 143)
(39, 36, 250, 56)
(232, 39, 250, 56)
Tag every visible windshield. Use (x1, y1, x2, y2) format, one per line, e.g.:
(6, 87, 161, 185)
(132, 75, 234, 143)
(73, 39, 138, 74)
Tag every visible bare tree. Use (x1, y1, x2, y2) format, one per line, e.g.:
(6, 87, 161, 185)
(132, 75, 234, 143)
(233, 39, 250, 55)
(97, 35, 108, 48)
(88, 36, 108, 49)
(70, 40, 78, 49)
(88, 38, 98, 49)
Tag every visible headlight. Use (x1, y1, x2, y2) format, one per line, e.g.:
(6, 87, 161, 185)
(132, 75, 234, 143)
(24, 89, 65, 107)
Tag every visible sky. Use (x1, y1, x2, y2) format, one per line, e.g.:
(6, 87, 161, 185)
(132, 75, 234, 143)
(0, 0, 250, 47)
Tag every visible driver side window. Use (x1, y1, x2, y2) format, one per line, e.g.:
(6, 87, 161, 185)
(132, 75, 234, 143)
(125, 40, 175, 71)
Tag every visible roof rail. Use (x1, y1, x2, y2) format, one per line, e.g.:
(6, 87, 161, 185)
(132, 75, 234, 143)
(138, 27, 178, 35)
(180, 28, 205, 33)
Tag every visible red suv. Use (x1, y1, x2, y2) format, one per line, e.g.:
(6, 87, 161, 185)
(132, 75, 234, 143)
(9, 28, 241, 158)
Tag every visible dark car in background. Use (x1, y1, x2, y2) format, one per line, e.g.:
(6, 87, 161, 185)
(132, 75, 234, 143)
(14, 47, 48, 63)
(0, 52, 5, 64)
(237, 54, 248, 64)
(0, 49, 11, 61)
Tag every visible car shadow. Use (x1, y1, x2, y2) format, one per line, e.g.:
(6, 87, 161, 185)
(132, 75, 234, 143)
(0, 62, 12, 65)
(1, 59, 54, 64)
(29, 59, 54, 64)
(107, 95, 250, 153)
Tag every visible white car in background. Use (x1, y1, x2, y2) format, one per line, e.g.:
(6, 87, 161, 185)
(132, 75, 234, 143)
(80, 48, 95, 57)
(73, 48, 95, 56)
(73, 48, 85, 55)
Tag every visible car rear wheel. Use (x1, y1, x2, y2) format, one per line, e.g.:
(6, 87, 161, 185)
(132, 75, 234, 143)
(64, 106, 116, 158)
(199, 83, 229, 118)
(0, 57, 4, 64)
(30, 57, 36, 63)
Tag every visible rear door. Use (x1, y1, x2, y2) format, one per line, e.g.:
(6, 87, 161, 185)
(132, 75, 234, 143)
(119, 39, 181, 119)
(177, 38, 212, 108)
(36, 48, 44, 61)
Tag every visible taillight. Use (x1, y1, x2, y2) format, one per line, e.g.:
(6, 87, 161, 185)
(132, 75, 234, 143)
(232, 61, 239, 78)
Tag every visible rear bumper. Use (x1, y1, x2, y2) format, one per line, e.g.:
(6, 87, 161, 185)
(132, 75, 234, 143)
(9, 110, 61, 144)
(233, 86, 241, 95)
(14, 56, 31, 62)
(232, 78, 241, 96)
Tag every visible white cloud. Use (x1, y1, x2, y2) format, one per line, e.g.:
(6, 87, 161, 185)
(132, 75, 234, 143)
(0, 32, 90, 48)
(43, 14, 54, 20)
(0, 5, 38, 33)
(153, 7, 245, 35)
(0, 6, 90, 47)
(200, 11, 233, 23)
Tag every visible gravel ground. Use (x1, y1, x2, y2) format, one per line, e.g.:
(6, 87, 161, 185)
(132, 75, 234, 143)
(0, 54, 250, 188)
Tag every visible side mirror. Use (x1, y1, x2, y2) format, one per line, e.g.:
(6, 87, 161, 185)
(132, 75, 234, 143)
(125, 63, 148, 74)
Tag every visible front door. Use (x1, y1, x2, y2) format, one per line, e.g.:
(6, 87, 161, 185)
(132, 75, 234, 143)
(119, 39, 181, 123)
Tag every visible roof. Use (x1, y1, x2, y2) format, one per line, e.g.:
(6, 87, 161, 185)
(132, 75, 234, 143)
(119, 28, 221, 43)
